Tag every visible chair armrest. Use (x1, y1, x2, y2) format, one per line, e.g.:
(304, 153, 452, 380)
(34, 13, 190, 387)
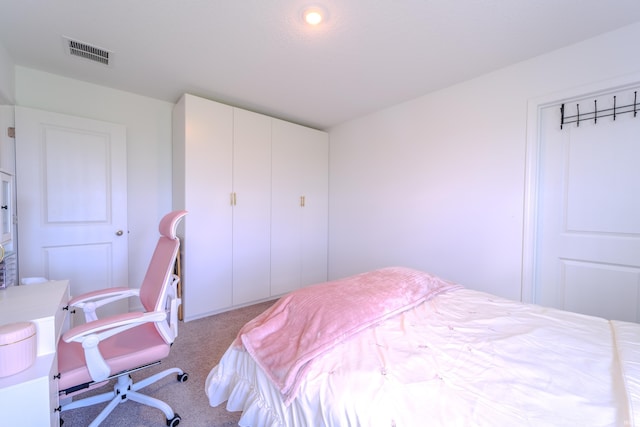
(62, 311, 167, 382)
(62, 311, 163, 343)
(68, 287, 140, 322)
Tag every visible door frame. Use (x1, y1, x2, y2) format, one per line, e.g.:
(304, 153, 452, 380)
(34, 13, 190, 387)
(522, 72, 640, 303)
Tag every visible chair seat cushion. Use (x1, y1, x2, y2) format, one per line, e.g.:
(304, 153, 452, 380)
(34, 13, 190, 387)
(57, 322, 171, 392)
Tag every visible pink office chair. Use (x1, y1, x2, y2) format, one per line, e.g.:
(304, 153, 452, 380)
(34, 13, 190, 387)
(57, 210, 188, 427)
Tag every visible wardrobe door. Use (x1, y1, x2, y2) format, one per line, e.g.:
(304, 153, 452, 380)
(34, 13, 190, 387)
(231, 108, 272, 305)
(271, 120, 328, 295)
(173, 94, 233, 320)
(271, 119, 304, 295)
(299, 126, 329, 287)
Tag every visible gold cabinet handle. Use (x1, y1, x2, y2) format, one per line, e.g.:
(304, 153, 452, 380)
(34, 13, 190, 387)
(300, 196, 305, 207)
(230, 192, 237, 206)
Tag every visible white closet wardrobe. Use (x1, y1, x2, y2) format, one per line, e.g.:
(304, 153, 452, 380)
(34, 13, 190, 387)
(172, 94, 328, 321)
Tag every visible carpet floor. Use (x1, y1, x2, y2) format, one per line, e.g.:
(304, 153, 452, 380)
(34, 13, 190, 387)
(60, 299, 276, 427)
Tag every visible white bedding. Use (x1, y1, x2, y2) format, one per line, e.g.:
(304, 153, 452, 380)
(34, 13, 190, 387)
(206, 288, 640, 426)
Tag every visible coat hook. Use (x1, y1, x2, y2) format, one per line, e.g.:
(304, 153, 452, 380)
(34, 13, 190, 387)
(559, 89, 638, 129)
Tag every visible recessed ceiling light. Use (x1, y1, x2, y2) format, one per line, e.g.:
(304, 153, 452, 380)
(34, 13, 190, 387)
(302, 6, 327, 26)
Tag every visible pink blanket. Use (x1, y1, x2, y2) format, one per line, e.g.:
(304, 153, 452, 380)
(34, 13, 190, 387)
(235, 267, 462, 405)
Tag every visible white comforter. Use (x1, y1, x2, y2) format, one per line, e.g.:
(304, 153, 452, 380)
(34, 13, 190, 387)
(206, 288, 640, 426)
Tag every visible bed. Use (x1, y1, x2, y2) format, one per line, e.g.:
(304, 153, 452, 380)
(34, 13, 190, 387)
(205, 267, 640, 426)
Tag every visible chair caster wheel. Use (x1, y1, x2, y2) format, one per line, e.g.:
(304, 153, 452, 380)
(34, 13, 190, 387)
(177, 372, 189, 382)
(167, 413, 181, 426)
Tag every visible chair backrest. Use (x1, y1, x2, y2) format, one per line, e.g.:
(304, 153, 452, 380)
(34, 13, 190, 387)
(139, 210, 187, 344)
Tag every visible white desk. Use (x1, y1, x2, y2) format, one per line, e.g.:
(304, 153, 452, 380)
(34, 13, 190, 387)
(0, 280, 70, 427)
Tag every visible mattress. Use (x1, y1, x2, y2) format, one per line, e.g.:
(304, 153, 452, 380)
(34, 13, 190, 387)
(206, 286, 640, 426)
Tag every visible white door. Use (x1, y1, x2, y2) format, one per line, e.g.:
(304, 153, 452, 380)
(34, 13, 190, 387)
(0, 171, 12, 244)
(271, 119, 328, 295)
(173, 94, 234, 319)
(231, 108, 271, 305)
(271, 119, 306, 295)
(534, 88, 640, 322)
(298, 126, 329, 288)
(15, 107, 128, 322)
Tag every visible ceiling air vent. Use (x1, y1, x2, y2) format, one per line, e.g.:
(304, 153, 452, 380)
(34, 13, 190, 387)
(64, 37, 111, 66)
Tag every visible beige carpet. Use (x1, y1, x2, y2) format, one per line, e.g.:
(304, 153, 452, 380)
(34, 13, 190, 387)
(60, 299, 276, 427)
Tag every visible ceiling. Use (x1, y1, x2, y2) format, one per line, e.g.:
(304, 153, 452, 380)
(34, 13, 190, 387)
(1, 1, 640, 130)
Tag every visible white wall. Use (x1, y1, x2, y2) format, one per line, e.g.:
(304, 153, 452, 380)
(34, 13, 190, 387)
(0, 42, 15, 104)
(327, 22, 640, 301)
(14, 67, 174, 291)
(7, 22, 640, 302)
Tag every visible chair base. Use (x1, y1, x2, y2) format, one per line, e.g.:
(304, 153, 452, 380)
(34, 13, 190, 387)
(61, 367, 188, 427)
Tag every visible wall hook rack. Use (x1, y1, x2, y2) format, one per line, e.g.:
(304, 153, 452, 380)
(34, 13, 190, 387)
(560, 90, 638, 129)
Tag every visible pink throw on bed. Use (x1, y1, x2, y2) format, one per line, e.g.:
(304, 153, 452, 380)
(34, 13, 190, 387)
(235, 267, 462, 405)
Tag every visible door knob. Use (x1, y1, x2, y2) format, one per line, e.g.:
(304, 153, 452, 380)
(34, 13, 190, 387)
(115, 230, 124, 236)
